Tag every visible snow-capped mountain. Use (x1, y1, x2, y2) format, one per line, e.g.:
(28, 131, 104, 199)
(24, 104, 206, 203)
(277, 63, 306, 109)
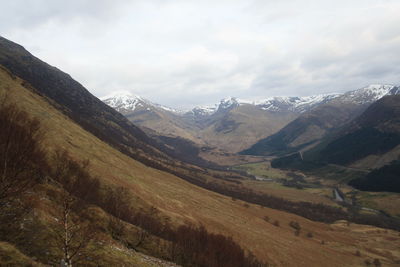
(184, 94, 340, 116)
(190, 106, 218, 116)
(100, 84, 399, 153)
(101, 91, 184, 114)
(101, 91, 148, 114)
(338, 84, 397, 105)
(101, 84, 399, 117)
(255, 94, 341, 113)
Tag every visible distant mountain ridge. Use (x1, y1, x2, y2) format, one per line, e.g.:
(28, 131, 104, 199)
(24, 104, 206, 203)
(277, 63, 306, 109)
(102, 84, 398, 118)
(241, 84, 399, 156)
(102, 84, 398, 154)
(270, 94, 400, 192)
(102, 92, 344, 117)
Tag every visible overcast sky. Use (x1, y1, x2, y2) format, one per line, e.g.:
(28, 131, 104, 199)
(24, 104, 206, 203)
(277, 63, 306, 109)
(1, 0, 400, 108)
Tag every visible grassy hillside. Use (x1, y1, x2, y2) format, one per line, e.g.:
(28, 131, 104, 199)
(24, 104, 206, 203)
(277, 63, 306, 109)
(1, 57, 400, 266)
(197, 104, 297, 153)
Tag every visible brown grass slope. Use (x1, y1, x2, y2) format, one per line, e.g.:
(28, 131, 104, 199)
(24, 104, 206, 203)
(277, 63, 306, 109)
(1, 62, 400, 266)
(121, 101, 297, 154)
(0, 36, 218, 171)
(197, 104, 297, 153)
(124, 105, 203, 144)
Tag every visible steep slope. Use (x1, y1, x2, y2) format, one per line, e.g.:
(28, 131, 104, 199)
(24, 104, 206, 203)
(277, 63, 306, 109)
(101, 92, 200, 142)
(242, 85, 399, 156)
(272, 95, 400, 192)
(314, 95, 400, 166)
(0, 37, 161, 158)
(2, 65, 400, 266)
(0, 36, 220, 170)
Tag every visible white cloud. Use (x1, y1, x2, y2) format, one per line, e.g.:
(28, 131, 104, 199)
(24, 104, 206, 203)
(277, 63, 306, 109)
(1, 0, 399, 108)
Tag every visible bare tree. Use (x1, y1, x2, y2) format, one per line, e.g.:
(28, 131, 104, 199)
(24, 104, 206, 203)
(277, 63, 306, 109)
(0, 99, 46, 204)
(106, 186, 132, 241)
(49, 150, 98, 266)
(51, 190, 94, 267)
(105, 186, 150, 250)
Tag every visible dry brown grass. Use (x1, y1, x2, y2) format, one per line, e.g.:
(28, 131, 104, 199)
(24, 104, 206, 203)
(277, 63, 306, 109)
(1, 67, 400, 266)
(356, 191, 400, 218)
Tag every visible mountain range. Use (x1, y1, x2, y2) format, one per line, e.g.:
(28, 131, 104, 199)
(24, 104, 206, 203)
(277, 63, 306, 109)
(241, 84, 400, 156)
(1, 36, 400, 266)
(102, 84, 399, 155)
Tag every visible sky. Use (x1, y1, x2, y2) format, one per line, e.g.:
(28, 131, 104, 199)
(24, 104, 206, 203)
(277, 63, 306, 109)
(1, 0, 400, 108)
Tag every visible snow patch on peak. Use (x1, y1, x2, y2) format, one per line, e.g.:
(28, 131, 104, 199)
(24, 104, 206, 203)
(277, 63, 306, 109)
(190, 105, 218, 116)
(153, 103, 187, 114)
(218, 97, 240, 110)
(100, 91, 142, 102)
(101, 91, 148, 112)
(342, 84, 395, 104)
(101, 91, 186, 114)
(256, 94, 340, 113)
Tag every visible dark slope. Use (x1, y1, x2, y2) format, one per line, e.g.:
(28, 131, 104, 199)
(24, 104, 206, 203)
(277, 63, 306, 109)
(349, 160, 400, 193)
(241, 86, 400, 157)
(0, 37, 155, 153)
(309, 95, 400, 165)
(272, 95, 400, 192)
(0, 36, 218, 169)
(241, 102, 366, 156)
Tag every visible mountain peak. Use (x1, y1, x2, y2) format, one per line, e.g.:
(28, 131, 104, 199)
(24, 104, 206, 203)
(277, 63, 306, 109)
(256, 94, 340, 113)
(101, 91, 186, 114)
(101, 91, 148, 113)
(340, 84, 396, 104)
(218, 97, 240, 111)
(100, 91, 143, 101)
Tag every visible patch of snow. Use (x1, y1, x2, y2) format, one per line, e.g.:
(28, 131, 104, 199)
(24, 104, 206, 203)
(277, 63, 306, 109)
(189, 105, 218, 116)
(101, 91, 147, 111)
(101, 84, 399, 116)
(101, 91, 186, 114)
(340, 84, 395, 104)
(256, 94, 341, 113)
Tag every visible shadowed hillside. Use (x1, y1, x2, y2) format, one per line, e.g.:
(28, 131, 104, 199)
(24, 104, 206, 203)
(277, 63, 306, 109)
(272, 95, 400, 193)
(242, 85, 399, 157)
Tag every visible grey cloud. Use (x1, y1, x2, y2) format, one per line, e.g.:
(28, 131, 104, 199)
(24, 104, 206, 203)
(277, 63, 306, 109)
(0, 0, 130, 31)
(1, 0, 400, 108)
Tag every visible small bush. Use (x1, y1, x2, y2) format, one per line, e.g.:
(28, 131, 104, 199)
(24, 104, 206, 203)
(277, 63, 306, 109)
(373, 259, 381, 267)
(289, 221, 301, 231)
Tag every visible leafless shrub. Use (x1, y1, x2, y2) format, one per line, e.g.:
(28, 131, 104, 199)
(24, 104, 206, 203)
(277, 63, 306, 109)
(0, 99, 47, 204)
